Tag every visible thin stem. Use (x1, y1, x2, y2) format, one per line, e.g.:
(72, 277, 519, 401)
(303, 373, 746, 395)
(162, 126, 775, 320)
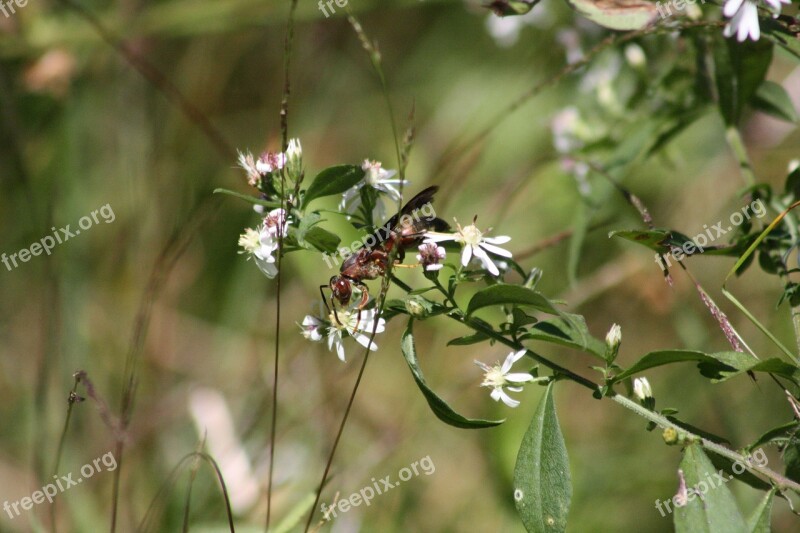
(725, 126, 756, 186)
(49, 372, 84, 532)
(266, 0, 299, 528)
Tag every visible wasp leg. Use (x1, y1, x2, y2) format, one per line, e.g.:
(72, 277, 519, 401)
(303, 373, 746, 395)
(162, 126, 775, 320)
(319, 285, 331, 314)
(351, 282, 370, 335)
(393, 262, 421, 268)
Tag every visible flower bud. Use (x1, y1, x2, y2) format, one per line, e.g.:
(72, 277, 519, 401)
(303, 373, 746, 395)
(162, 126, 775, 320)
(662, 427, 679, 445)
(286, 138, 303, 180)
(633, 377, 652, 401)
(604, 323, 621, 362)
(405, 297, 428, 318)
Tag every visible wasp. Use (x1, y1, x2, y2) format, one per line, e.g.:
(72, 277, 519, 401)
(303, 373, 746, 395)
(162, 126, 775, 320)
(320, 185, 449, 327)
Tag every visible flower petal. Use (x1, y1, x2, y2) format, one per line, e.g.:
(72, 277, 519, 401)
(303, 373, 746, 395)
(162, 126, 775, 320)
(482, 235, 511, 245)
(723, 0, 744, 17)
(461, 245, 473, 267)
(506, 373, 535, 383)
(498, 389, 520, 408)
(480, 242, 513, 258)
(472, 246, 499, 276)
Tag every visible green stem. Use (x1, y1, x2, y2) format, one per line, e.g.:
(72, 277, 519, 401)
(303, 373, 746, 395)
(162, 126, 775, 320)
(725, 126, 756, 186)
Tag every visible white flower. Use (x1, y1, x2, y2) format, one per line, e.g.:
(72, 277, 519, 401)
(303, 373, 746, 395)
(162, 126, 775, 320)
(633, 377, 653, 401)
(474, 350, 535, 408)
(286, 138, 303, 178)
(300, 315, 325, 342)
(605, 323, 622, 350)
(340, 160, 409, 222)
(425, 220, 512, 276)
(263, 208, 288, 239)
(417, 242, 446, 271)
(238, 223, 279, 279)
(326, 308, 386, 362)
(723, 0, 788, 42)
(256, 151, 286, 175)
(238, 151, 261, 187)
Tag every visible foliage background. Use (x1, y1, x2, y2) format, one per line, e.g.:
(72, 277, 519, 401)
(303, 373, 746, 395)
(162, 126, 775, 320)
(1, 0, 799, 531)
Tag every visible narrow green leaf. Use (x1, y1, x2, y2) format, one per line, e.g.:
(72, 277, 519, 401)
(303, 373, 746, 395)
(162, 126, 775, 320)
(302, 226, 341, 254)
(514, 382, 571, 533)
(467, 285, 561, 317)
(521, 313, 605, 359)
(213, 188, 282, 208)
(447, 332, 490, 346)
(705, 452, 771, 492)
(747, 490, 775, 533)
(714, 37, 773, 125)
(401, 320, 503, 429)
(674, 444, 748, 533)
(752, 80, 798, 123)
(303, 165, 364, 206)
(612, 350, 742, 382)
(746, 421, 798, 452)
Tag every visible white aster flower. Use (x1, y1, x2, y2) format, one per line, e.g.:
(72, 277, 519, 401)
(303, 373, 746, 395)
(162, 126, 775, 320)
(263, 208, 288, 239)
(326, 308, 386, 362)
(238, 151, 261, 187)
(474, 349, 535, 408)
(238, 223, 279, 279)
(424, 219, 512, 276)
(340, 160, 409, 222)
(722, 0, 789, 42)
(256, 151, 286, 175)
(300, 315, 325, 342)
(417, 241, 446, 271)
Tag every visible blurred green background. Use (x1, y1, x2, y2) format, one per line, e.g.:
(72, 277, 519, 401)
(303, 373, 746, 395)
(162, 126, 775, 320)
(1, 0, 799, 531)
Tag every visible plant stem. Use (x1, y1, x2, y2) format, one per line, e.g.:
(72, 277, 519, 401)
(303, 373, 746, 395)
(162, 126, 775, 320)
(725, 126, 756, 186)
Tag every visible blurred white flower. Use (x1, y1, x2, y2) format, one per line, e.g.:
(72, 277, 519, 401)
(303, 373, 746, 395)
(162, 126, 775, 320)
(286, 138, 303, 179)
(326, 308, 386, 362)
(238, 151, 261, 187)
(340, 160, 409, 222)
(300, 315, 325, 342)
(425, 220, 512, 276)
(263, 208, 288, 239)
(238, 220, 281, 279)
(475, 349, 535, 408)
(417, 242, 446, 271)
(256, 151, 286, 175)
(723, 0, 789, 42)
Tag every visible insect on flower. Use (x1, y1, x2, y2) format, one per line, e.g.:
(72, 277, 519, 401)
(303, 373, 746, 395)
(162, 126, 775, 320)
(321, 186, 449, 330)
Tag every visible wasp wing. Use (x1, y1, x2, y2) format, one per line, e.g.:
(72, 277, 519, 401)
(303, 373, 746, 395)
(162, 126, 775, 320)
(365, 186, 450, 250)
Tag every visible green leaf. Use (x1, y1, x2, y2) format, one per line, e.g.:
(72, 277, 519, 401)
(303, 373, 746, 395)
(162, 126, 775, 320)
(521, 313, 605, 359)
(612, 350, 742, 382)
(467, 285, 561, 317)
(514, 382, 571, 533)
(785, 441, 800, 483)
(714, 37, 773, 125)
(761, 17, 800, 61)
(752, 80, 798, 123)
(746, 421, 798, 452)
(302, 226, 341, 254)
(447, 332, 490, 346)
(401, 320, 503, 429)
(213, 188, 282, 208)
(674, 444, 748, 533)
(747, 491, 775, 533)
(565, 0, 656, 31)
(712, 358, 800, 386)
(303, 165, 364, 207)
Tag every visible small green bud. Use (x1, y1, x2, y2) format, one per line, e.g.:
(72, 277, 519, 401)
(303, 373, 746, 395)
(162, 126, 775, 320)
(663, 427, 679, 445)
(285, 138, 303, 181)
(405, 297, 428, 318)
